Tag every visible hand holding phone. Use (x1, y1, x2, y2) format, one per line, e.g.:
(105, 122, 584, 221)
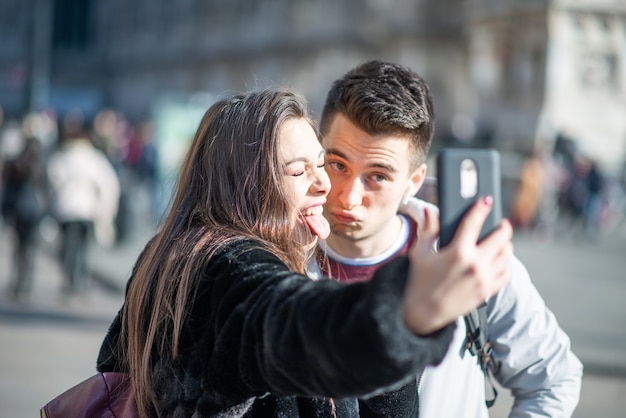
(437, 148, 502, 248)
(404, 194, 512, 334)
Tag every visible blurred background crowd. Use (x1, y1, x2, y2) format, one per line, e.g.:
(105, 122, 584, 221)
(2, 101, 625, 301)
(0, 106, 157, 300)
(1, 0, 626, 301)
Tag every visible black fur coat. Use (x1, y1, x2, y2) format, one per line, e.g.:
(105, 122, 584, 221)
(97, 239, 454, 417)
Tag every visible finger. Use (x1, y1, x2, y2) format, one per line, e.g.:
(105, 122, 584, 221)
(410, 206, 439, 258)
(420, 206, 439, 235)
(487, 253, 512, 296)
(475, 218, 513, 257)
(400, 196, 435, 226)
(481, 243, 513, 297)
(452, 196, 494, 246)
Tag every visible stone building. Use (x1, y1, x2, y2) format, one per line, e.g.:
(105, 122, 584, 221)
(1, 0, 625, 172)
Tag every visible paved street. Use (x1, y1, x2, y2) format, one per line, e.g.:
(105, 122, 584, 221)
(1, 209, 626, 417)
(490, 221, 626, 418)
(0, 228, 125, 417)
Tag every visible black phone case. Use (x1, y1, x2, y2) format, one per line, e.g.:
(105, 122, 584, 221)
(437, 148, 502, 248)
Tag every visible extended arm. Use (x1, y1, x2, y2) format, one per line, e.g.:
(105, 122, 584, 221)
(200, 244, 454, 402)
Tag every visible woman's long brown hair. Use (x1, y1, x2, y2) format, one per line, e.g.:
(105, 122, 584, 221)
(122, 89, 317, 417)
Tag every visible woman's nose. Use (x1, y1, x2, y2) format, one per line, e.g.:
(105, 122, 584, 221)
(311, 169, 331, 195)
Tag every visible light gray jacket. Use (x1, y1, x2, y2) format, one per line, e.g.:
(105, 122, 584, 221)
(402, 197, 583, 418)
(419, 256, 583, 417)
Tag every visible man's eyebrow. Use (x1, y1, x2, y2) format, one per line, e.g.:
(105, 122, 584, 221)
(324, 148, 346, 159)
(371, 162, 398, 173)
(325, 148, 397, 172)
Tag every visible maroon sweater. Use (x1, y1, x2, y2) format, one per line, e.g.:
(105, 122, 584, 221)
(322, 216, 418, 283)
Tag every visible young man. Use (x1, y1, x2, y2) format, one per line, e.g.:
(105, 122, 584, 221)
(319, 60, 583, 417)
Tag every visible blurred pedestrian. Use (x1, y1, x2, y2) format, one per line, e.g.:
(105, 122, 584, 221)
(92, 108, 124, 170)
(560, 154, 590, 233)
(1, 134, 48, 301)
(47, 110, 121, 294)
(510, 150, 546, 230)
(584, 160, 605, 240)
(134, 119, 161, 225)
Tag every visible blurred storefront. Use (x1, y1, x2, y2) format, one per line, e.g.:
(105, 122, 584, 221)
(1, 0, 625, 173)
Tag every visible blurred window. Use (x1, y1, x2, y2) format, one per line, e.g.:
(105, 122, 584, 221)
(53, 0, 93, 51)
(580, 51, 619, 91)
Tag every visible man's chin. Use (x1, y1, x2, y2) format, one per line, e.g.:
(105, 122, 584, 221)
(328, 228, 364, 242)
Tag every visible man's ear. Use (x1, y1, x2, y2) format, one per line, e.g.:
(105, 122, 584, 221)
(402, 163, 428, 203)
(409, 163, 428, 196)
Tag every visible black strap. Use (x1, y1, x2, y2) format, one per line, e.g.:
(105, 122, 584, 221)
(464, 303, 498, 408)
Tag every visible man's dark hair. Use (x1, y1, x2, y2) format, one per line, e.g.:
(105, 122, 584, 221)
(320, 59, 435, 168)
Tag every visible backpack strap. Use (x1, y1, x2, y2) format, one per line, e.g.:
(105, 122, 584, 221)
(464, 303, 498, 408)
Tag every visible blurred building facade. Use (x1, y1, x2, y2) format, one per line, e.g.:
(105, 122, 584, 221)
(1, 0, 626, 172)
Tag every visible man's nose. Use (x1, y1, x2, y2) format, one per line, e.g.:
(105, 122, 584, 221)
(340, 177, 365, 209)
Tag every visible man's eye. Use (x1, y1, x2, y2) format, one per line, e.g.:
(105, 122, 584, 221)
(372, 174, 387, 182)
(328, 161, 344, 171)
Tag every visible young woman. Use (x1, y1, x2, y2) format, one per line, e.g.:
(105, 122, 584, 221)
(97, 88, 511, 417)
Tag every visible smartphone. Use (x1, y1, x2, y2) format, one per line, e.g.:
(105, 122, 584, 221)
(437, 148, 502, 248)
